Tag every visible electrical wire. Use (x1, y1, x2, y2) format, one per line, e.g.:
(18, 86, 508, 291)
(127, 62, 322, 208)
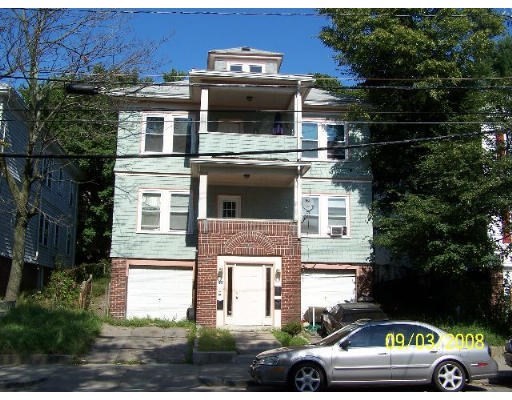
(0, 131, 487, 160)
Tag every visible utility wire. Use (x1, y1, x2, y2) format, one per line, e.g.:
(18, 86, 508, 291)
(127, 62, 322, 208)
(0, 131, 486, 160)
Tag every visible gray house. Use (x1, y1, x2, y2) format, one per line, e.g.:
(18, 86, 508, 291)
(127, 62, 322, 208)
(109, 47, 373, 327)
(0, 84, 80, 295)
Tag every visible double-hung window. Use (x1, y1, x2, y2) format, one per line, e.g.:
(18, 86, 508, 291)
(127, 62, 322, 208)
(139, 190, 190, 233)
(301, 121, 346, 160)
(301, 195, 349, 237)
(142, 113, 192, 154)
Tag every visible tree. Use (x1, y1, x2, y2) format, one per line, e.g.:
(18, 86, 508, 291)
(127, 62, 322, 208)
(0, 9, 154, 301)
(318, 9, 511, 300)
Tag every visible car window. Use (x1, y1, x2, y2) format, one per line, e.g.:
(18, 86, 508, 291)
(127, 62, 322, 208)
(386, 323, 440, 347)
(316, 323, 360, 346)
(347, 324, 390, 347)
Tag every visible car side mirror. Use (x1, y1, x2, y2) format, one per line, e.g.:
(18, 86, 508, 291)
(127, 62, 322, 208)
(340, 340, 350, 350)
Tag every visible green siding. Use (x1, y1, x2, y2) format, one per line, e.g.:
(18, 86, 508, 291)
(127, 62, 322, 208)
(301, 180, 372, 264)
(207, 186, 294, 219)
(110, 174, 196, 260)
(199, 132, 298, 161)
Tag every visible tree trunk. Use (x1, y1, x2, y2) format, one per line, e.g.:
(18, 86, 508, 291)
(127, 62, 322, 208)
(4, 211, 30, 302)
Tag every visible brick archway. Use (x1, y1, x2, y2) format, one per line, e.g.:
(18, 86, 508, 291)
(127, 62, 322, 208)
(222, 231, 275, 255)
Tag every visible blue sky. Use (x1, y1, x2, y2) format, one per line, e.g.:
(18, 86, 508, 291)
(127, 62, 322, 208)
(126, 9, 342, 80)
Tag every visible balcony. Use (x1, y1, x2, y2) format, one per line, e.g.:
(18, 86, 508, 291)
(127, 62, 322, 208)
(207, 111, 294, 136)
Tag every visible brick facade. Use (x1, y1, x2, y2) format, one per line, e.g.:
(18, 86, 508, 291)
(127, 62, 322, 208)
(109, 258, 128, 318)
(196, 219, 301, 327)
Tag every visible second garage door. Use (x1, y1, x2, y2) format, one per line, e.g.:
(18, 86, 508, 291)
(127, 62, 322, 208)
(126, 267, 193, 321)
(301, 271, 356, 317)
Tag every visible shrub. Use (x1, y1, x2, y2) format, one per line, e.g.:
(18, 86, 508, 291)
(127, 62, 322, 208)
(197, 327, 236, 351)
(282, 321, 302, 336)
(34, 269, 80, 309)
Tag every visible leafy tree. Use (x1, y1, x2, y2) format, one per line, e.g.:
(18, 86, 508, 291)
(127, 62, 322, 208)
(319, 9, 510, 281)
(163, 68, 187, 82)
(0, 9, 155, 301)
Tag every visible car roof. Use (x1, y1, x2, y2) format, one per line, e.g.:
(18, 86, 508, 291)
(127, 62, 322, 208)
(336, 302, 383, 310)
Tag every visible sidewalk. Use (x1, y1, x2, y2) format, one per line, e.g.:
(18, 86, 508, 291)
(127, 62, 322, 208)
(0, 324, 281, 391)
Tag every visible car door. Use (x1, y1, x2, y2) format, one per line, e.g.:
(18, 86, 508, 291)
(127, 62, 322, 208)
(331, 324, 392, 383)
(390, 323, 441, 382)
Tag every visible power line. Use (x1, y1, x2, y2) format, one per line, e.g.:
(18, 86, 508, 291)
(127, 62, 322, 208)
(0, 131, 486, 160)
(10, 8, 512, 19)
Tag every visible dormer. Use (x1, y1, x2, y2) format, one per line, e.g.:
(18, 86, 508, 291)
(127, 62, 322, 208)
(206, 47, 284, 74)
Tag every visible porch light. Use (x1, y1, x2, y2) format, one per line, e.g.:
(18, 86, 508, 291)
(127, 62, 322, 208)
(217, 268, 223, 283)
(275, 270, 281, 283)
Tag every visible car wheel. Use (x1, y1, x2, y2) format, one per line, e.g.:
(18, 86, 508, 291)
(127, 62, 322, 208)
(432, 360, 466, 392)
(290, 362, 325, 392)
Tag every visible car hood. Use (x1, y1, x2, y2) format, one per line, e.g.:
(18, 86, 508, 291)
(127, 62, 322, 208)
(257, 344, 318, 358)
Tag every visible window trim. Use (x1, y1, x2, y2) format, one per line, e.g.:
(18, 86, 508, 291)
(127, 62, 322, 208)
(217, 195, 242, 219)
(227, 62, 265, 74)
(301, 194, 350, 238)
(137, 189, 191, 234)
(301, 120, 347, 161)
(140, 112, 192, 154)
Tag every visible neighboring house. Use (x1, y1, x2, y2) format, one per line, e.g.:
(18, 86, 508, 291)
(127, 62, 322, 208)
(109, 47, 373, 327)
(0, 84, 81, 296)
(487, 130, 512, 298)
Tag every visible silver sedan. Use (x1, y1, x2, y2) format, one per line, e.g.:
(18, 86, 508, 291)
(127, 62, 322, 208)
(249, 320, 497, 392)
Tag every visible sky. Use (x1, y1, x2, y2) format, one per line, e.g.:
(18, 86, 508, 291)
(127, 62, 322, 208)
(126, 9, 342, 79)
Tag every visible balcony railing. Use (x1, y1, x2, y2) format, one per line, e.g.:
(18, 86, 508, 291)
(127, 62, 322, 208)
(207, 111, 294, 136)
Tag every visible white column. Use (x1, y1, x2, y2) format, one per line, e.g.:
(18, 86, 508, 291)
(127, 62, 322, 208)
(295, 166, 302, 238)
(199, 88, 209, 134)
(198, 173, 208, 219)
(294, 82, 303, 162)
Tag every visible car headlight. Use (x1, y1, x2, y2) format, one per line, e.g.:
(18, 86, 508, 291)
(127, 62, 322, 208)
(256, 356, 280, 366)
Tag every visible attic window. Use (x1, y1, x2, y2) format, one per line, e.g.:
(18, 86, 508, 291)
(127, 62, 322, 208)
(228, 63, 264, 73)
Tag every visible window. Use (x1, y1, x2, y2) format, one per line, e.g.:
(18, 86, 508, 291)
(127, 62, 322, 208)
(139, 190, 190, 233)
(302, 123, 318, 159)
(348, 325, 390, 348)
(301, 121, 347, 160)
(218, 195, 241, 218)
(301, 195, 349, 237)
(228, 63, 265, 73)
(249, 65, 263, 73)
(326, 124, 346, 160)
(141, 193, 161, 231)
(144, 116, 164, 152)
(142, 113, 192, 154)
(38, 213, 50, 246)
(229, 64, 243, 72)
(54, 224, 60, 248)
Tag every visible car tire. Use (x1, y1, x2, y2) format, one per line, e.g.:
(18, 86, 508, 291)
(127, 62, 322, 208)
(432, 360, 466, 392)
(289, 362, 326, 392)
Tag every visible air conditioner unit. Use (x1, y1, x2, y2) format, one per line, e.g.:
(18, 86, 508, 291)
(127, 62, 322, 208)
(329, 226, 347, 237)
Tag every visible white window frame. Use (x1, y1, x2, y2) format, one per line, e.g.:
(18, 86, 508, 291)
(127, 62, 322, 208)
(301, 120, 347, 161)
(217, 195, 242, 219)
(141, 112, 191, 154)
(137, 189, 191, 234)
(301, 195, 350, 238)
(227, 62, 265, 73)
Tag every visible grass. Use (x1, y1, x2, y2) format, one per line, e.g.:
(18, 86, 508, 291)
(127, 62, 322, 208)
(101, 315, 195, 329)
(272, 329, 311, 347)
(0, 303, 102, 356)
(196, 327, 236, 352)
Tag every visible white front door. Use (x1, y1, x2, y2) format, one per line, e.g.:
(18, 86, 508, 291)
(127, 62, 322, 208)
(231, 265, 266, 325)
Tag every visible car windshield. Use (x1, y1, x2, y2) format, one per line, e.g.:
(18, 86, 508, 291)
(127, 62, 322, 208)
(315, 323, 360, 346)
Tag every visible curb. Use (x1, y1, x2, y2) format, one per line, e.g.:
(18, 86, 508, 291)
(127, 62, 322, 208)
(0, 377, 48, 390)
(0, 354, 74, 365)
(198, 375, 251, 387)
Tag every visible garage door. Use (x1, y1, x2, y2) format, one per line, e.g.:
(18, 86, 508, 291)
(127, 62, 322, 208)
(127, 267, 193, 320)
(301, 271, 356, 316)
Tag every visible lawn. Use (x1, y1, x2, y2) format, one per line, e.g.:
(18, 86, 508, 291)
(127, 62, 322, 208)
(0, 304, 102, 356)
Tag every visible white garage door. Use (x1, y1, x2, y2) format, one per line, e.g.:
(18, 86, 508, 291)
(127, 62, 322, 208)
(127, 267, 193, 320)
(301, 272, 356, 316)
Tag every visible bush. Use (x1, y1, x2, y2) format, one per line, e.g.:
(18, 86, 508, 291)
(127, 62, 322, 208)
(282, 321, 302, 336)
(197, 327, 236, 351)
(34, 269, 80, 309)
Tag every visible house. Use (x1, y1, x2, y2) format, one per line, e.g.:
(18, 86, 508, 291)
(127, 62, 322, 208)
(0, 84, 81, 295)
(108, 47, 373, 327)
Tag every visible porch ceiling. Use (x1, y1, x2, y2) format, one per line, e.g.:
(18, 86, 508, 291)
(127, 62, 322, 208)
(190, 158, 311, 187)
